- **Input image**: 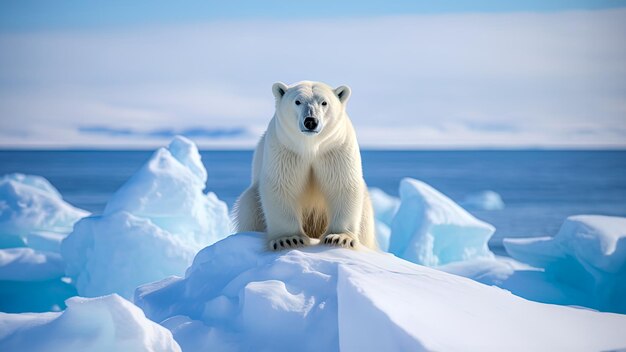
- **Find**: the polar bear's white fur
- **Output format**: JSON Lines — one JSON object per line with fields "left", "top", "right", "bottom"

{"left": 234, "top": 81, "right": 376, "bottom": 251}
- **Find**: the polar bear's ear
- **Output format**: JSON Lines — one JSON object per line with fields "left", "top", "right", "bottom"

{"left": 272, "top": 82, "right": 288, "bottom": 100}
{"left": 334, "top": 85, "right": 351, "bottom": 104}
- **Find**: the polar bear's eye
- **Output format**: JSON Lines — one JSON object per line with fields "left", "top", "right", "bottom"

{"left": 295, "top": 100, "right": 301, "bottom": 106}
{"left": 321, "top": 101, "right": 327, "bottom": 106}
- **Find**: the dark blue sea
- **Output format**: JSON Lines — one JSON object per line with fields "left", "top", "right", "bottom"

{"left": 1, "top": 150, "right": 625, "bottom": 252}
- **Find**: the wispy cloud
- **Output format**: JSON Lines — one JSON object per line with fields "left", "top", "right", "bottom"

{"left": 79, "top": 126, "right": 248, "bottom": 139}
{"left": 0, "top": 9, "right": 625, "bottom": 149}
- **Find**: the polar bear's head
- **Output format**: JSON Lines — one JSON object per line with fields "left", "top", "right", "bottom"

{"left": 272, "top": 81, "right": 351, "bottom": 138}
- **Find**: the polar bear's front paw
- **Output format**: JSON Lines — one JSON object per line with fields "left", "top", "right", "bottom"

{"left": 322, "top": 233, "right": 358, "bottom": 249}
{"left": 268, "top": 235, "right": 310, "bottom": 251}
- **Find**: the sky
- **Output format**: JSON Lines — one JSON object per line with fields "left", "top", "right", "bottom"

{"left": 1, "top": 1, "right": 625, "bottom": 149}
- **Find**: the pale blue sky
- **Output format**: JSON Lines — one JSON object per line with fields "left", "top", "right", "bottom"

{"left": 3, "top": 0, "right": 626, "bottom": 30}
{"left": 1, "top": 1, "right": 625, "bottom": 149}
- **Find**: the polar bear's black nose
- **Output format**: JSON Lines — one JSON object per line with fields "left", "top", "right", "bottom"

{"left": 304, "top": 117, "right": 319, "bottom": 131}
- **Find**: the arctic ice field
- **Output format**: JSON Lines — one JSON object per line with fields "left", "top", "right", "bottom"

{"left": 1, "top": 136, "right": 625, "bottom": 351}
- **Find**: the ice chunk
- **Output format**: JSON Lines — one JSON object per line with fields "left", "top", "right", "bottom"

{"left": 374, "top": 221, "right": 391, "bottom": 252}
{"left": 388, "top": 178, "right": 495, "bottom": 266}
{"left": 62, "top": 212, "right": 196, "bottom": 299}
{"left": 0, "top": 248, "right": 64, "bottom": 282}
{"left": 369, "top": 188, "right": 400, "bottom": 226}
{"left": 369, "top": 188, "right": 400, "bottom": 252}
{"left": 504, "top": 215, "right": 626, "bottom": 313}
{"left": 0, "top": 174, "right": 88, "bottom": 247}
{"left": 136, "top": 233, "right": 626, "bottom": 352}
{"left": 61, "top": 137, "right": 231, "bottom": 299}
{"left": 103, "top": 136, "right": 230, "bottom": 248}
{"left": 438, "top": 257, "right": 590, "bottom": 308}
{"left": 26, "top": 230, "right": 66, "bottom": 253}
{"left": 0, "top": 294, "right": 181, "bottom": 352}
{"left": 461, "top": 190, "right": 505, "bottom": 210}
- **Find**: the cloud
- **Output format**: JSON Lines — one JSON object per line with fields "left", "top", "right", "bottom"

{"left": 79, "top": 126, "right": 248, "bottom": 139}
{"left": 0, "top": 9, "right": 625, "bottom": 149}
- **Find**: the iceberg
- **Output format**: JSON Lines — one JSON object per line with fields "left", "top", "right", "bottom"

{"left": 103, "top": 136, "right": 230, "bottom": 247}
{"left": 504, "top": 215, "right": 626, "bottom": 313}
{"left": 61, "top": 136, "right": 231, "bottom": 299}
{"left": 0, "top": 174, "right": 88, "bottom": 248}
{"left": 136, "top": 233, "right": 626, "bottom": 352}
{"left": 460, "top": 190, "right": 505, "bottom": 210}
{"left": 0, "top": 294, "right": 181, "bottom": 352}
{"left": 388, "top": 178, "right": 495, "bottom": 266}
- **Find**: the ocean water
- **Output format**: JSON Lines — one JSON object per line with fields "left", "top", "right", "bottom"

{"left": 1, "top": 150, "right": 625, "bottom": 252}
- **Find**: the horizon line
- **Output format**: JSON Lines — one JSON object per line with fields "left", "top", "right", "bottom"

{"left": 1, "top": 146, "right": 625, "bottom": 152}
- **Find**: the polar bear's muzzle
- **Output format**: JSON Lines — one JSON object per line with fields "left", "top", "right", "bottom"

{"left": 301, "top": 117, "right": 321, "bottom": 134}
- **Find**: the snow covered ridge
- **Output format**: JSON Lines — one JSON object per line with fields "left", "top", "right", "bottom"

{"left": 136, "top": 232, "right": 626, "bottom": 352}
{"left": 0, "top": 294, "right": 181, "bottom": 352}
{"left": 504, "top": 215, "right": 626, "bottom": 314}
{"left": 61, "top": 136, "right": 231, "bottom": 299}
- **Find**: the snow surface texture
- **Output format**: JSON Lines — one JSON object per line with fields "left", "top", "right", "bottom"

{"left": 0, "top": 173, "right": 88, "bottom": 249}
{"left": 136, "top": 232, "right": 626, "bottom": 352}
{"left": 504, "top": 215, "right": 626, "bottom": 313}
{"left": 388, "top": 178, "right": 495, "bottom": 266}
{"left": 61, "top": 136, "right": 231, "bottom": 299}
{"left": 0, "top": 294, "right": 181, "bottom": 352}
{"left": 461, "top": 190, "right": 505, "bottom": 210}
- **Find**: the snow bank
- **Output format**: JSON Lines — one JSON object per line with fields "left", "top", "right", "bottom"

{"left": 136, "top": 233, "right": 626, "bottom": 352}
{"left": 461, "top": 190, "right": 505, "bottom": 210}
{"left": 388, "top": 178, "right": 495, "bottom": 266}
{"left": 368, "top": 188, "right": 400, "bottom": 251}
{"left": 61, "top": 136, "right": 231, "bottom": 299}
{"left": 0, "top": 174, "right": 88, "bottom": 248}
{"left": 0, "top": 294, "right": 181, "bottom": 352}
{"left": 504, "top": 215, "right": 626, "bottom": 313}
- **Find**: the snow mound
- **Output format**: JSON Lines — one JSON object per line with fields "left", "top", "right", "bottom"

{"left": 136, "top": 233, "right": 626, "bottom": 352}
{"left": 504, "top": 215, "right": 626, "bottom": 313}
{"left": 0, "top": 294, "right": 181, "bottom": 352}
{"left": 461, "top": 190, "right": 505, "bottom": 210}
{"left": 61, "top": 136, "right": 231, "bottom": 299}
{"left": 0, "top": 174, "right": 88, "bottom": 248}
{"left": 388, "top": 178, "right": 495, "bottom": 266}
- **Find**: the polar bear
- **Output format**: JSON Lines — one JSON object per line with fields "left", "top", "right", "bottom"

{"left": 234, "top": 81, "right": 376, "bottom": 251}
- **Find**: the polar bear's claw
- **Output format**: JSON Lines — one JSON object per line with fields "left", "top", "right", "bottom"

{"left": 323, "top": 234, "right": 357, "bottom": 249}
{"left": 269, "top": 235, "right": 310, "bottom": 251}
